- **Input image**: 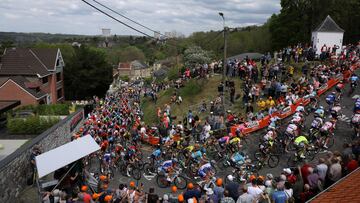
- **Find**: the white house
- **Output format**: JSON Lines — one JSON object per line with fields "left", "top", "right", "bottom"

{"left": 311, "top": 15, "right": 344, "bottom": 55}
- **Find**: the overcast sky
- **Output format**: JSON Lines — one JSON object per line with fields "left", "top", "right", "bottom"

{"left": 0, "top": 0, "right": 280, "bottom": 36}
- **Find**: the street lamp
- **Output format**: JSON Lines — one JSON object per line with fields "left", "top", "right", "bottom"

{"left": 219, "top": 12, "right": 227, "bottom": 113}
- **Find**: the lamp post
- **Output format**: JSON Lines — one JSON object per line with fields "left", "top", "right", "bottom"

{"left": 219, "top": 12, "right": 227, "bottom": 113}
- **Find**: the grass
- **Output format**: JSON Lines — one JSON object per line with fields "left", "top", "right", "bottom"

{"left": 141, "top": 75, "right": 246, "bottom": 124}
{"left": 141, "top": 61, "right": 308, "bottom": 124}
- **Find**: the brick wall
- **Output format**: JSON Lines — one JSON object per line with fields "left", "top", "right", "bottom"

{"left": 0, "top": 80, "right": 38, "bottom": 106}
{"left": 0, "top": 109, "right": 84, "bottom": 202}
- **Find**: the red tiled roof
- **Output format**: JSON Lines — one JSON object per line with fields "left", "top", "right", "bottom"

{"left": 118, "top": 63, "right": 131, "bottom": 70}
{"left": 0, "top": 48, "right": 58, "bottom": 77}
{"left": 310, "top": 168, "right": 360, "bottom": 203}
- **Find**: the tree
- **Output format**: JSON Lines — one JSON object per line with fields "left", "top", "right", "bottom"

{"left": 183, "top": 46, "right": 211, "bottom": 68}
{"left": 64, "top": 45, "right": 113, "bottom": 100}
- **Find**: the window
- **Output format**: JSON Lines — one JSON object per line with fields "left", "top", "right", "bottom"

{"left": 57, "top": 88, "right": 63, "bottom": 99}
{"left": 42, "top": 77, "right": 48, "bottom": 84}
{"left": 56, "top": 59, "right": 60, "bottom": 66}
{"left": 56, "top": 72, "right": 62, "bottom": 82}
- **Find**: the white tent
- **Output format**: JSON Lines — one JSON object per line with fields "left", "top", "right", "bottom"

{"left": 35, "top": 135, "right": 100, "bottom": 178}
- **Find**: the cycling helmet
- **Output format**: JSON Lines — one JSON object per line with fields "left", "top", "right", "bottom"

{"left": 319, "top": 106, "right": 324, "bottom": 109}
{"left": 172, "top": 158, "right": 178, "bottom": 163}
{"left": 332, "top": 91, "right": 336, "bottom": 95}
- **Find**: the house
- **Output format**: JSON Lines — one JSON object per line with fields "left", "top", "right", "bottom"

{"left": 117, "top": 60, "right": 151, "bottom": 80}
{"left": 311, "top": 15, "right": 344, "bottom": 55}
{"left": 0, "top": 47, "right": 65, "bottom": 106}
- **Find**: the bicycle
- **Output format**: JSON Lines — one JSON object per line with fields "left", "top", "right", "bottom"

{"left": 156, "top": 169, "right": 187, "bottom": 189}
{"left": 287, "top": 145, "right": 317, "bottom": 167}
{"left": 253, "top": 150, "right": 280, "bottom": 168}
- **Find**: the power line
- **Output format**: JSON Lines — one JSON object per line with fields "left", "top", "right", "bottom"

{"left": 92, "top": 0, "right": 166, "bottom": 38}
{"left": 81, "top": 0, "right": 155, "bottom": 39}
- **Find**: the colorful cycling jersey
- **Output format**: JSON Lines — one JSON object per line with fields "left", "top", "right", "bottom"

{"left": 294, "top": 136, "right": 308, "bottom": 145}
{"left": 103, "top": 153, "right": 111, "bottom": 162}
{"left": 218, "top": 136, "right": 230, "bottom": 144}
{"left": 152, "top": 149, "right": 161, "bottom": 157}
{"left": 229, "top": 137, "right": 241, "bottom": 144}
{"left": 352, "top": 114, "right": 360, "bottom": 124}
{"left": 354, "top": 100, "right": 360, "bottom": 112}
{"left": 336, "top": 83, "right": 345, "bottom": 89}
{"left": 331, "top": 106, "right": 341, "bottom": 114}
{"left": 198, "top": 163, "right": 212, "bottom": 178}
{"left": 315, "top": 109, "right": 325, "bottom": 117}
{"left": 160, "top": 160, "right": 173, "bottom": 171}
{"left": 286, "top": 124, "right": 298, "bottom": 135}
{"left": 326, "top": 94, "right": 336, "bottom": 104}
{"left": 311, "top": 118, "right": 323, "bottom": 129}
{"left": 269, "top": 116, "right": 280, "bottom": 128}
{"left": 291, "top": 116, "right": 302, "bottom": 123}
{"left": 350, "top": 75, "right": 359, "bottom": 82}
{"left": 191, "top": 150, "right": 203, "bottom": 159}
{"left": 231, "top": 152, "right": 245, "bottom": 164}
{"left": 264, "top": 130, "right": 275, "bottom": 141}
{"left": 185, "top": 145, "right": 194, "bottom": 152}
{"left": 321, "top": 121, "right": 333, "bottom": 132}
{"left": 296, "top": 106, "right": 305, "bottom": 112}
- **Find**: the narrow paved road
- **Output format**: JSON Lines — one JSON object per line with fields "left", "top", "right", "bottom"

{"left": 91, "top": 73, "right": 359, "bottom": 196}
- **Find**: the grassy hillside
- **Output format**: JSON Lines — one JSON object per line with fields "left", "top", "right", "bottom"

{"left": 141, "top": 75, "right": 246, "bottom": 124}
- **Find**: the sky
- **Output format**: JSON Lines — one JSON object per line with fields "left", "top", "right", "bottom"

{"left": 0, "top": 0, "right": 281, "bottom": 36}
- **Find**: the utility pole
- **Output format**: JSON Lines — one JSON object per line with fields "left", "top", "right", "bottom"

{"left": 219, "top": 12, "right": 227, "bottom": 113}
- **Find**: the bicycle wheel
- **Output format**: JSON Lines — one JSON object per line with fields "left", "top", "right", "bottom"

{"left": 174, "top": 175, "right": 187, "bottom": 189}
{"left": 327, "top": 137, "right": 335, "bottom": 149}
{"left": 267, "top": 155, "right": 280, "bottom": 168}
{"left": 156, "top": 175, "right": 169, "bottom": 188}
{"left": 131, "top": 168, "right": 141, "bottom": 180}
{"left": 143, "top": 163, "right": 156, "bottom": 175}
{"left": 287, "top": 154, "right": 297, "bottom": 168}
{"left": 306, "top": 150, "right": 316, "bottom": 161}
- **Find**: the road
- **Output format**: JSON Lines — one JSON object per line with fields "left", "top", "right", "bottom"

{"left": 89, "top": 75, "right": 359, "bottom": 197}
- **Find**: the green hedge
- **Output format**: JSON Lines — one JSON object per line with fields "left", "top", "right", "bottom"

{"left": 15, "top": 104, "right": 70, "bottom": 115}
{"left": 7, "top": 116, "right": 60, "bottom": 135}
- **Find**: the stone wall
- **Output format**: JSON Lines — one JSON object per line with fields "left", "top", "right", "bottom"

{"left": 0, "top": 109, "right": 84, "bottom": 202}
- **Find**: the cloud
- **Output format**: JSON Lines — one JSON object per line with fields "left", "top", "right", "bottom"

{"left": 0, "top": 0, "right": 280, "bottom": 36}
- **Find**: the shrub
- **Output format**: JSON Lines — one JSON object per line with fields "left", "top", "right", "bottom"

{"left": 36, "top": 104, "right": 70, "bottom": 115}
{"left": 7, "top": 115, "right": 60, "bottom": 135}
{"left": 180, "top": 79, "right": 202, "bottom": 98}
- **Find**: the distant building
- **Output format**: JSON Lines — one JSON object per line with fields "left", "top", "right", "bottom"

{"left": 154, "top": 31, "right": 161, "bottom": 39}
{"left": 311, "top": 15, "right": 344, "bottom": 55}
{"left": 117, "top": 60, "right": 151, "bottom": 80}
{"left": 0, "top": 48, "right": 65, "bottom": 106}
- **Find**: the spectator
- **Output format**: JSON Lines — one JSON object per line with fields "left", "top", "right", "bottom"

{"left": 271, "top": 184, "right": 287, "bottom": 203}
{"left": 221, "top": 190, "right": 235, "bottom": 203}
{"left": 316, "top": 158, "right": 328, "bottom": 183}
{"left": 214, "top": 178, "right": 225, "bottom": 203}
{"left": 327, "top": 158, "right": 342, "bottom": 186}
{"left": 307, "top": 168, "right": 320, "bottom": 192}
{"left": 247, "top": 178, "right": 263, "bottom": 200}
{"left": 225, "top": 175, "right": 241, "bottom": 201}
{"left": 300, "top": 184, "right": 314, "bottom": 203}
{"left": 168, "top": 186, "right": 178, "bottom": 203}
{"left": 146, "top": 187, "right": 159, "bottom": 203}
{"left": 183, "top": 183, "right": 201, "bottom": 201}
{"left": 345, "top": 154, "right": 358, "bottom": 173}
{"left": 236, "top": 185, "right": 254, "bottom": 203}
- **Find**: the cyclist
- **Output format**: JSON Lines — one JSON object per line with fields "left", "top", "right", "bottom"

{"left": 229, "top": 134, "right": 242, "bottom": 152}
{"left": 319, "top": 119, "right": 336, "bottom": 149}
{"left": 230, "top": 151, "right": 246, "bottom": 167}
{"left": 291, "top": 112, "right": 304, "bottom": 128}
{"left": 191, "top": 144, "right": 207, "bottom": 163}
{"left": 354, "top": 98, "right": 360, "bottom": 114}
{"left": 310, "top": 116, "right": 324, "bottom": 131}
{"left": 335, "top": 80, "right": 345, "bottom": 94}
{"left": 197, "top": 162, "right": 215, "bottom": 183}
{"left": 285, "top": 122, "right": 299, "bottom": 152}
{"left": 159, "top": 159, "right": 179, "bottom": 181}
{"left": 151, "top": 145, "right": 162, "bottom": 162}
{"left": 326, "top": 92, "right": 337, "bottom": 110}
{"left": 294, "top": 135, "right": 309, "bottom": 159}
{"left": 330, "top": 102, "right": 342, "bottom": 120}
{"left": 314, "top": 106, "right": 325, "bottom": 118}
{"left": 218, "top": 134, "right": 231, "bottom": 149}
